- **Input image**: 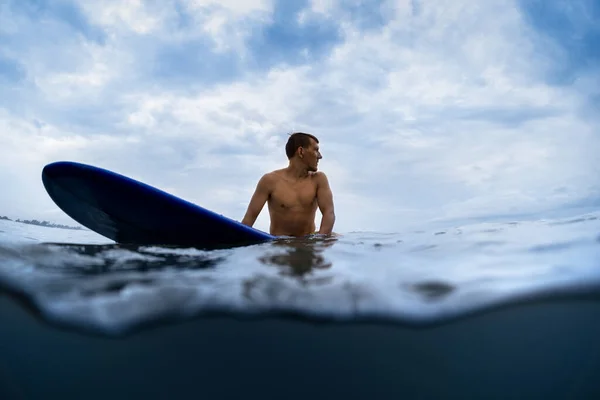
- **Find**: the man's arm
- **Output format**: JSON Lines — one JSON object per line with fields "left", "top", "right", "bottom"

{"left": 241, "top": 174, "right": 271, "bottom": 227}
{"left": 316, "top": 172, "right": 335, "bottom": 235}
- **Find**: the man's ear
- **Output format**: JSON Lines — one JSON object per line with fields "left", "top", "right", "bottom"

{"left": 298, "top": 147, "right": 304, "bottom": 158}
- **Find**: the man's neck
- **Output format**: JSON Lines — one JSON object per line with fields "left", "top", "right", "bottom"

{"left": 285, "top": 162, "right": 310, "bottom": 179}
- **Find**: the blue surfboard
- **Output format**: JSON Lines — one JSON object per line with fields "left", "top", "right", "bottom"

{"left": 41, "top": 161, "right": 276, "bottom": 248}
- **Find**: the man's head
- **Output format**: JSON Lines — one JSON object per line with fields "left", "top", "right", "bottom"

{"left": 285, "top": 132, "right": 322, "bottom": 171}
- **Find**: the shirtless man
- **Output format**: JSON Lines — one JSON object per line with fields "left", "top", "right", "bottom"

{"left": 241, "top": 132, "right": 336, "bottom": 237}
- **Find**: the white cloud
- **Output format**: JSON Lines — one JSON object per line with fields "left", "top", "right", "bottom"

{"left": 77, "top": 0, "right": 274, "bottom": 55}
{"left": 77, "top": 0, "right": 164, "bottom": 34}
{"left": 188, "top": 0, "right": 272, "bottom": 15}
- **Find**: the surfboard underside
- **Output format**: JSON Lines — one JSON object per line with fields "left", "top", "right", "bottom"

{"left": 42, "top": 161, "right": 276, "bottom": 249}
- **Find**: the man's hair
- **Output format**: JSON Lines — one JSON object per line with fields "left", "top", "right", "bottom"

{"left": 285, "top": 132, "right": 319, "bottom": 159}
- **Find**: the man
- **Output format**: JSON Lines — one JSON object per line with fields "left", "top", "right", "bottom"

{"left": 241, "top": 132, "right": 336, "bottom": 237}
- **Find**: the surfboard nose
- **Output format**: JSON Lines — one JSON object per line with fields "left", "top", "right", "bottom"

{"left": 42, "top": 161, "right": 70, "bottom": 183}
{"left": 43, "top": 161, "right": 77, "bottom": 179}
{"left": 42, "top": 162, "right": 55, "bottom": 178}
{"left": 42, "top": 161, "right": 93, "bottom": 211}
{"left": 42, "top": 161, "right": 91, "bottom": 189}
{"left": 42, "top": 162, "right": 63, "bottom": 190}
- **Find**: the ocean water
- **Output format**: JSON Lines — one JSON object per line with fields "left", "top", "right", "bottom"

{"left": 1, "top": 213, "right": 600, "bottom": 399}
{"left": 1, "top": 211, "right": 599, "bottom": 336}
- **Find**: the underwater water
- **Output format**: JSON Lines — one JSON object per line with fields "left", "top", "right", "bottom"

{"left": 1, "top": 212, "right": 600, "bottom": 398}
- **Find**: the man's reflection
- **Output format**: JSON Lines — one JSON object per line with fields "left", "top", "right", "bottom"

{"left": 258, "top": 235, "right": 337, "bottom": 280}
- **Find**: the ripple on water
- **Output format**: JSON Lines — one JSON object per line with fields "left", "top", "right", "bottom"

{"left": 0, "top": 211, "right": 599, "bottom": 336}
{"left": 529, "top": 241, "right": 578, "bottom": 253}
{"left": 473, "top": 241, "right": 506, "bottom": 248}
{"left": 549, "top": 217, "right": 588, "bottom": 226}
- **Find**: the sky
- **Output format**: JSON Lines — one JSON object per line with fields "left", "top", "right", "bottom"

{"left": 0, "top": 0, "right": 599, "bottom": 234}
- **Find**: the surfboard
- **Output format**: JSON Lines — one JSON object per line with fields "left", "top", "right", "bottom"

{"left": 41, "top": 161, "right": 276, "bottom": 249}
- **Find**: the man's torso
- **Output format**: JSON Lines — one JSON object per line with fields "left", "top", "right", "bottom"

{"left": 266, "top": 169, "right": 320, "bottom": 236}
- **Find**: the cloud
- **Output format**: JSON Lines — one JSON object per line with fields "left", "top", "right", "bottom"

{"left": 519, "top": 0, "right": 600, "bottom": 81}
{"left": 0, "top": 0, "right": 598, "bottom": 234}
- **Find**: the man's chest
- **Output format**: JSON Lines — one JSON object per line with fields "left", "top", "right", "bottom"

{"left": 270, "top": 180, "right": 317, "bottom": 209}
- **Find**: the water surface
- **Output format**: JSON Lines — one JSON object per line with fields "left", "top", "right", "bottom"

{"left": 1, "top": 211, "right": 599, "bottom": 336}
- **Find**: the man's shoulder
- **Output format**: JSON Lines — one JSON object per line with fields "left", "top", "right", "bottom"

{"left": 263, "top": 169, "right": 285, "bottom": 180}
{"left": 311, "top": 171, "right": 329, "bottom": 182}
{"left": 259, "top": 170, "right": 283, "bottom": 186}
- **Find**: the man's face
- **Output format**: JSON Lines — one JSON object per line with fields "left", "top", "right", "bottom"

{"left": 300, "top": 139, "right": 322, "bottom": 171}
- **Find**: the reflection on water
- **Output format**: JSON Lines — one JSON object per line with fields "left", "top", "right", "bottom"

{"left": 258, "top": 235, "right": 337, "bottom": 278}
{"left": 241, "top": 236, "right": 339, "bottom": 302}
